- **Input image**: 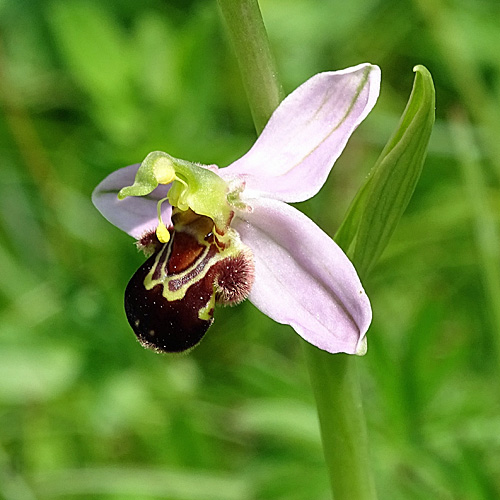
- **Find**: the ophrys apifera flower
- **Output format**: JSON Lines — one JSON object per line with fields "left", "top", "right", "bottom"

{"left": 92, "top": 63, "right": 380, "bottom": 355}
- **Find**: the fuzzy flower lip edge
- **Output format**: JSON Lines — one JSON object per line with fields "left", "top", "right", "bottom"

{"left": 92, "top": 63, "right": 380, "bottom": 355}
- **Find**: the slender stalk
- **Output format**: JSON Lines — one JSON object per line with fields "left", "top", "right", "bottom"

{"left": 217, "top": 0, "right": 284, "bottom": 133}
{"left": 217, "top": 2, "right": 377, "bottom": 498}
{"left": 304, "top": 349, "right": 377, "bottom": 499}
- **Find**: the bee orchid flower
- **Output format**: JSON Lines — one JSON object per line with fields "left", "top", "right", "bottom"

{"left": 92, "top": 63, "right": 381, "bottom": 355}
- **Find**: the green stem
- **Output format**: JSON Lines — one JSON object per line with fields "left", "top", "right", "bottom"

{"left": 304, "top": 349, "right": 377, "bottom": 499}
{"left": 217, "top": 2, "right": 377, "bottom": 498}
{"left": 217, "top": 0, "right": 284, "bottom": 133}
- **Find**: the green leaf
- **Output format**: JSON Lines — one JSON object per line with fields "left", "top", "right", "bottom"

{"left": 337, "top": 65, "right": 436, "bottom": 278}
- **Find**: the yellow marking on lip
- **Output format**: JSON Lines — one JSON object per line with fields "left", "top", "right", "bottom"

{"left": 143, "top": 220, "right": 249, "bottom": 304}
{"left": 143, "top": 233, "right": 217, "bottom": 303}
{"left": 198, "top": 293, "right": 215, "bottom": 321}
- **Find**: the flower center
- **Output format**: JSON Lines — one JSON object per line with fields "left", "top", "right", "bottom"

{"left": 119, "top": 151, "right": 255, "bottom": 353}
{"left": 118, "top": 151, "right": 239, "bottom": 243}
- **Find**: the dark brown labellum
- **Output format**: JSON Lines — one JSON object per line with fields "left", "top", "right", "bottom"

{"left": 125, "top": 229, "right": 216, "bottom": 353}
{"left": 125, "top": 213, "right": 254, "bottom": 354}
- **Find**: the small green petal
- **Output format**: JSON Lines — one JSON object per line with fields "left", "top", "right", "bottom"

{"left": 118, "top": 151, "right": 234, "bottom": 233}
{"left": 117, "top": 151, "right": 170, "bottom": 199}
{"left": 166, "top": 157, "right": 233, "bottom": 232}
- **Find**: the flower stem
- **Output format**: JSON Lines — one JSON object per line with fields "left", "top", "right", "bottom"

{"left": 217, "top": 0, "right": 284, "bottom": 133}
{"left": 217, "top": 1, "right": 377, "bottom": 498}
{"left": 304, "top": 348, "right": 377, "bottom": 499}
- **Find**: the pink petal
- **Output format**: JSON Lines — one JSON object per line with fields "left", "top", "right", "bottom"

{"left": 220, "top": 64, "right": 380, "bottom": 203}
{"left": 92, "top": 164, "right": 172, "bottom": 239}
{"left": 233, "top": 197, "right": 371, "bottom": 354}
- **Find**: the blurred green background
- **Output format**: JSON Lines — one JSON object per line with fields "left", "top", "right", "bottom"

{"left": 1, "top": 0, "right": 499, "bottom": 498}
